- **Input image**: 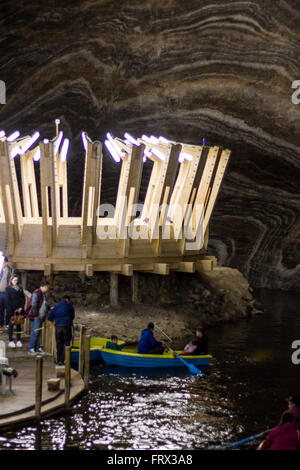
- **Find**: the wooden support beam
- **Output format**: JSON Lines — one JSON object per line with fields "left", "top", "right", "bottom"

{"left": 196, "top": 259, "right": 213, "bottom": 272}
{"left": 44, "top": 263, "right": 52, "bottom": 277}
{"left": 120, "top": 264, "right": 133, "bottom": 276}
{"left": 20, "top": 148, "right": 39, "bottom": 218}
{"left": 0, "top": 140, "right": 23, "bottom": 252}
{"left": 170, "top": 262, "right": 195, "bottom": 273}
{"left": 81, "top": 140, "right": 103, "bottom": 256}
{"left": 110, "top": 272, "right": 119, "bottom": 307}
{"left": 203, "top": 149, "right": 231, "bottom": 233}
{"left": 85, "top": 264, "right": 94, "bottom": 277}
{"left": 131, "top": 272, "right": 139, "bottom": 303}
{"left": 185, "top": 146, "right": 219, "bottom": 253}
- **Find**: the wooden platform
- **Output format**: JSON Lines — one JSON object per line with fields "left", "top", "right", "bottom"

{"left": 0, "top": 337, "right": 85, "bottom": 429}
{"left": 0, "top": 130, "right": 230, "bottom": 276}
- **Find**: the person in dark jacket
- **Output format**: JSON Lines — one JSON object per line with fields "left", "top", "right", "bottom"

{"left": 180, "top": 328, "right": 208, "bottom": 356}
{"left": 138, "top": 322, "right": 164, "bottom": 354}
{"left": 5, "top": 274, "right": 25, "bottom": 348}
{"left": 26, "top": 281, "right": 50, "bottom": 355}
{"left": 0, "top": 257, "right": 15, "bottom": 329}
{"left": 47, "top": 296, "right": 75, "bottom": 365}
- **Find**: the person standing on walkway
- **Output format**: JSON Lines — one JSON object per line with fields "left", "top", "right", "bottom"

{"left": 5, "top": 274, "right": 25, "bottom": 348}
{"left": 0, "top": 257, "right": 15, "bottom": 330}
{"left": 26, "top": 281, "right": 50, "bottom": 355}
{"left": 47, "top": 296, "right": 75, "bottom": 365}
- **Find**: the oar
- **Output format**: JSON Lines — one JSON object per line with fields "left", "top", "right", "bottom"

{"left": 218, "top": 429, "right": 271, "bottom": 448}
{"left": 156, "top": 327, "right": 202, "bottom": 376}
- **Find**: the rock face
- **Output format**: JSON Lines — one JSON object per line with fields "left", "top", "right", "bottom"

{"left": 1, "top": 1, "right": 300, "bottom": 291}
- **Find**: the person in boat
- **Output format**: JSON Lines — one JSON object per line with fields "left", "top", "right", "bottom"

{"left": 284, "top": 395, "right": 300, "bottom": 430}
{"left": 180, "top": 327, "right": 208, "bottom": 356}
{"left": 259, "top": 412, "right": 300, "bottom": 450}
{"left": 47, "top": 295, "right": 75, "bottom": 365}
{"left": 105, "top": 335, "right": 125, "bottom": 351}
{"left": 138, "top": 322, "right": 164, "bottom": 355}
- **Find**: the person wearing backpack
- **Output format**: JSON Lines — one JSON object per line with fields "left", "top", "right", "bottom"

{"left": 26, "top": 281, "right": 50, "bottom": 355}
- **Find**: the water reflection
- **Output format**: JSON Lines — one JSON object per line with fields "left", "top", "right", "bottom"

{"left": 0, "top": 289, "right": 299, "bottom": 450}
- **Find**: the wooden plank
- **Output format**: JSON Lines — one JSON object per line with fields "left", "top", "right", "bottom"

{"left": 81, "top": 140, "right": 103, "bottom": 255}
{"left": 170, "top": 262, "right": 195, "bottom": 273}
{"left": 196, "top": 259, "right": 213, "bottom": 272}
{"left": 203, "top": 149, "right": 231, "bottom": 233}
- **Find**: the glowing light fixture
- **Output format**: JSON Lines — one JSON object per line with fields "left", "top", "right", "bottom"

{"left": 54, "top": 131, "right": 63, "bottom": 156}
{"left": 0, "top": 251, "right": 5, "bottom": 272}
{"left": 0, "top": 130, "right": 5, "bottom": 139}
{"left": 178, "top": 152, "right": 193, "bottom": 163}
{"left": 60, "top": 138, "right": 69, "bottom": 162}
{"left": 149, "top": 135, "right": 159, "bottom": 144}
{"left": 159, "top": 136, "right": 169, "bottom": 144}
{"left": 43, "top": 139, "right": 49, "bottom": 144}
{"left": 10, "top": 146, "right": 21, "bottom": 158}
{"left": 7, "top": 131, "right": 20, "bottom": 142}
{"left": 151, "top": 147, "right": 166, "bottom": 162}
{"left": 81, "top": 132, "right": 88, "bottom": 152}
{"left": 124, "top": 133, "right": 140, "bottom": 146}
{"left": 104, "top": 140, "right": 121, "bottom": 163}
{"left": 106, "top": 133, "right": 126, "bottom": 158}
{"left": 33, "top": 148, "right": 41, "bottom": 161}
{"left": 19, "top": 132, "right": 40, "bottom": 155}
{"left": 141, "top": 134, "right": 152, "bottom": 144}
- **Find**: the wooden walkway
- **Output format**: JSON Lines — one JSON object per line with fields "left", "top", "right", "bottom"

{"left": 0, "top": 336, "right": 85, "bottom": 429}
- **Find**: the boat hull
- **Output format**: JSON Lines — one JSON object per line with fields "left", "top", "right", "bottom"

{"left": 100, "top": 349, "right": 212, "bottom": 369}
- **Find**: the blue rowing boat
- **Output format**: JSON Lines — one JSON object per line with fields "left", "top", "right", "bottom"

{"left": 100, "top": 348, "right": 212, "bottom": 369}
{"left": 71, "top": 337, "right": 125, "bottom": 366}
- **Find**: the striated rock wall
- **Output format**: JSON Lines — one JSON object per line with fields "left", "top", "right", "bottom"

{"left": 1, "top": 1, "right": 300, "bottom": 290}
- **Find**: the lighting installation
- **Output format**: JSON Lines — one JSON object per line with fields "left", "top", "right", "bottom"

{"left": 60, "top": 139, "right": 69, "bottom": 162}
{"left": 178, "top": 152, "right": 193, "bottom": 163}
{"left": 124, "top": 133, "right": 140, "bottom": 146}
{"left": 7, "top": 131, "right": 20, "bottom": 142}
{"left": 33, "top": 148, "right": 41, "bottom": 161}
{"left": 0, "top": 130, "right": 5, "bottom": 139}
{"left": 104, "top": 139, "right": 121, "bottom": 163}
{"left": 10, "top": 146, "right": 21, "bottom": 158}
{"left": 19, "top": 132, "right": 40, "bottom": 155}
{"left": 106, "top": 133, "right": 126, "bottom": 158}
{"left": 158, "top": 136, "right": 169, "bottom": 144}
{"left": 54, "top": 131, "right": 63, "bottom": 156}
{"left": 0, "top": 251, "right": 5, "bottom": 272}
{"left": 151, "top": 147, "right": 166, "bottom": 162}
{"left": 81, "top": 132, "right": 88, "bottom": 152}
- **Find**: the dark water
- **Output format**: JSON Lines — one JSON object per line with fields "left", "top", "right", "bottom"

{"left": 0, "top": 288, "right": 299, "bottom": 450}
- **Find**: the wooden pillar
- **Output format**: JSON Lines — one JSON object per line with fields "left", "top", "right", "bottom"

{"left": 64, "top": 345, "right": 71, "bottom": 408}
{"left": 84, "top": 335, "right": 90, "bottom": 390}
{"left": 78, "top": 325, "right": 86, "bottom": 377}
{"left": 131, "top": 272, "right": 139, "bottom": 303}
{"left": 110, "top": 273, "right": 119, "bottom": 307}
{"left": 35, "top": 355, "right": 43, "bottom": 420}
{"left": 81, "top": 139, "right": 103, "bottom": 257}
{"left": 0, "top": 140, "right": 23, "bottom": 254}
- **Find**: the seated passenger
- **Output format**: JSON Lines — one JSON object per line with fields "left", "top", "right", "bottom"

{"left": 138, "top": 322, "right": 164, "bottom": 355}
{"left": 180, "top": 328, "right": 208, "bottom": 355}
{"left": 105, "top": 335, "right": 124, "bottom": 351}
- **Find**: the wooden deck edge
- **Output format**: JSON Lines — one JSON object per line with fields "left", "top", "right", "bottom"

{"left": 0, "top": 371, "right": 85, "bottom": 430}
